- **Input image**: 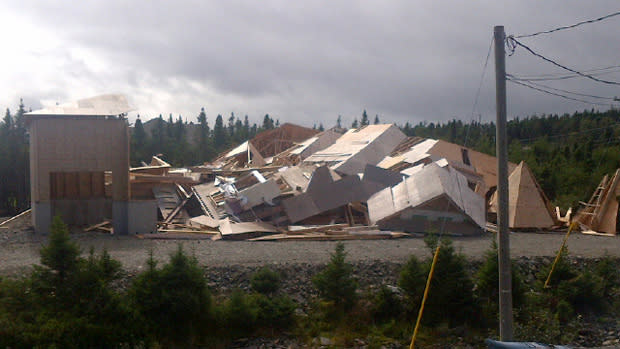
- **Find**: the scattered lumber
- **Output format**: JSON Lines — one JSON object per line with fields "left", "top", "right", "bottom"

{"left": 85, "top": 220, "right": 111, "bottom": 232}
{"left": 0, "top": 209, "right": 31, "bottom": 227}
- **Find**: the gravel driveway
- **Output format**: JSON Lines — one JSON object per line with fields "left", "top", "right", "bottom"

{"left": 2, "top": 228, "right": 619, "bottom": 276}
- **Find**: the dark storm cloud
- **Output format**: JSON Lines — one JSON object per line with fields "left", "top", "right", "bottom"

{"left": 3, "top": 0, "right": 620, "bottom": 126}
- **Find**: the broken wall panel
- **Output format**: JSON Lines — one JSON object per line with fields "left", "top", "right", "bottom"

{"left": 368, "top": 163, "right": 485, "bottom": 235}
{"left": 282, "top": 165, "right": 391, "bottom": 223}
{"left": 237, "top": 179, "right": 281, "bottom": 210}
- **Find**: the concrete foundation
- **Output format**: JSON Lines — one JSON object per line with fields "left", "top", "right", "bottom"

{"left": 32, "top": 201, "right": 52, "bottom": 234}
{"left": 128, "top": 200, "right": 158, "bottom": 234}
{"left": 112, "top": 201, "right": 129, "bottom": 234}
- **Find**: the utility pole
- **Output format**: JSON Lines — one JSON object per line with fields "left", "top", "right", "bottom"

{"left": 494, "top": 25, "right": 513, "bottom": 341}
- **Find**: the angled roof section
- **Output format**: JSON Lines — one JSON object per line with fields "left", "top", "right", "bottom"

{"left": 490, "top": 161, "right": 556, "bottom": 229}
{"left": 250, "top": 123, "right": 319, "bottom": 158}
{"left": 272, "top": 127, "right": 346, "bottom": 166}
{"left": 427, "top": 139, "right": 516, "bottom": 192}
{"left": 378, "top": 138, "right": 517, "bottom": 195}
{"left": 303, "top": 124, "right": 406, "bottom": 175}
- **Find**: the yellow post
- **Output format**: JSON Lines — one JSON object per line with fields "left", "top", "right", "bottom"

{"left": 544, "top": 222, "right": 577, "bottom": 288}
{"left": 409, "top": 244, "right": 441, "bottom": 349}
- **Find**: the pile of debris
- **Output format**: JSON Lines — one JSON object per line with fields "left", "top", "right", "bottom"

{"left": 574, "top": 169, "right": 620, "bottom": 236}
{"left": 129, "top": 123, "right": 567, "bottom": 241}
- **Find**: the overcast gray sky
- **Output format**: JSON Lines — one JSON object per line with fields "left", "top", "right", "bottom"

{"left": 1, "top": 1, "right": 619, "bottom": 127}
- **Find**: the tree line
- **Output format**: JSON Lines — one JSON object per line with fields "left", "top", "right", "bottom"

{"left": 1, "top": 99, "right": 619, "bottom": 215}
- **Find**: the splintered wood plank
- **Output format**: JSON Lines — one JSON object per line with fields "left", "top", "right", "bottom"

{"left": 286, "top": 224, "right": 348, "bottom": 234}
{"left": 84, "top": 220, "right": 111, "bottom": 232}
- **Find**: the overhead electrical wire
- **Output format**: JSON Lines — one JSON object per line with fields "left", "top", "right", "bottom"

{"left": 506, "top": 74, "right": 618, "bottom": 100}
{"left": 507, "top": 78, "right": 615, "bottom": 107}
{"left": 506, "top": 37, "right": 620, "bottom": 86}
{"left": 509, "top": 65, "right": 620, "bottom": 81}
{"left": 515, "top": 11, "right": 620, "bottom": 38}
{"left": 463, "top": 35, "right": 494, "bottom": 148}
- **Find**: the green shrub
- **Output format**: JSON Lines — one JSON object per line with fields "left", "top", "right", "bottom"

{"left": 398, "top": 255, "right": 425, "bottom": 317}
{"left": 556, "top": 270, "right": 604, "bottom": 315}
{"left": 536, "top": 246, "right": 607, "bottom": 325}
{"left": 419, "top": 235, "right": 478, "bottom": 327}
{"left": 0, "top": 216, "right": 135, "bottom": 348}
{"left": 221, "top": 289, "right": 259, "bottom": 337}
{"left": 129, "top": 245, "right": 211, "bottom": 347}
{"left": 372, "top": 285, "right": 404, "bottom": 323}
{"left": 476, "top": 238, "right": 526, "bottom": 327}
{"left": 594, "top": 255, "right": 619, "bottom": 298}
{"left": 251, "top": 267, "right": 281, "bottom": 295}
{"left": 536, "top": 246, "right": 576, "bottom": 288}
{"left": 252, "top": 293, "right": 297, "bottom": 330}
{"left": 312, "top": 242, "right": 358, "bottom": 314}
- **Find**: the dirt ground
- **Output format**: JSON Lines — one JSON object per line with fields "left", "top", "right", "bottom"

{"left": 1, "top": 213, "right": 619, "bottom": 276}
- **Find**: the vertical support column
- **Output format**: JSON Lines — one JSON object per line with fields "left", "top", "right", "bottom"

{"left": 494, "top": 25, "right": 513, "bottom": 341}
{"left": 112, "top": 119, "right": 130, "bottom": 234}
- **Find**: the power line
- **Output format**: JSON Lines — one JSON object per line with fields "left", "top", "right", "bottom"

{"left": 515, "top": 11, "right": 620, "bottom": 38}
{"left": 464, "top": 35, "right": 494, "bottom": 148}
{"left": 507, "top": 78, "right": 616, "bottom": 106}
{"left": 506, "top": 74, "right": 618, "bottom": 100}
{"left": 507, "top": 70, "right": 620, "bottom": 82}
{"left": 518, "top": 65, "right": 620, "bottom": 77}
{"left": 509, "top": 65, "right": 620, "bottom": 81}
{"left": 506, "top": 37, "right": 620, "bottom": 86}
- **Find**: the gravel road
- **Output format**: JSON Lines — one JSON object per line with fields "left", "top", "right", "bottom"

{"left": 2, "top": 225, "right": 619, "bottom": 276}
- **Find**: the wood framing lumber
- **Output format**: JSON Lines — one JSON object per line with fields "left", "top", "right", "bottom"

{"left": 0, "top": 209, "right": 32, "bottom": 227}
{"left": 84, "top": 220, "right": 111, "bottom": 232}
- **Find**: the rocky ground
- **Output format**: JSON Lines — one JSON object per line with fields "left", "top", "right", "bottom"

{"left": 3, "top": 213, "right": 620, "bottom": 276}
{"left": 2, "top": 213, "right": 620, "bottom": 347}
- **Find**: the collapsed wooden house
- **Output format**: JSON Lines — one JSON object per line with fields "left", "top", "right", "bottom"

{"left": 132, "top": 123, "right": 566, "bottom": 240}
{"left": 22, "top": 104, "right": 560, "bottom": 240}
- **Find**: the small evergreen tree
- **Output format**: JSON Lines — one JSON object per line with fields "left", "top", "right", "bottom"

{"left": 361, "top": 109, "right": 369, "bottom": 126}
{"left": 398, "top": 255, "right": 426, "bottom": 317}
{"left": 420, "top": 235, "right": 478, "bottom": 327}
{"left": 130, "top": 245, "right": 211, "bottom": 346}
{"left": 251, "top": 267, "right": 281, "bottom": 295}
{"left": 312, "top": 243, "right": 357, "bottom": 312}
{"left": 476, "top": 238, "right": 525, "bottom": 328}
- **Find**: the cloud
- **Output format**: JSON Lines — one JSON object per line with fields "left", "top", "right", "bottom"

{"left": 1, "top": 0, "right": 619, "bottom": 127}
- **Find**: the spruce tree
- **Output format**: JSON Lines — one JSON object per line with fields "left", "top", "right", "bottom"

{"left": 361, "top": 109, "right": 369, "bottom": 126}
{"left": 214, "top": 114, "right": 227, "bottom": 150}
